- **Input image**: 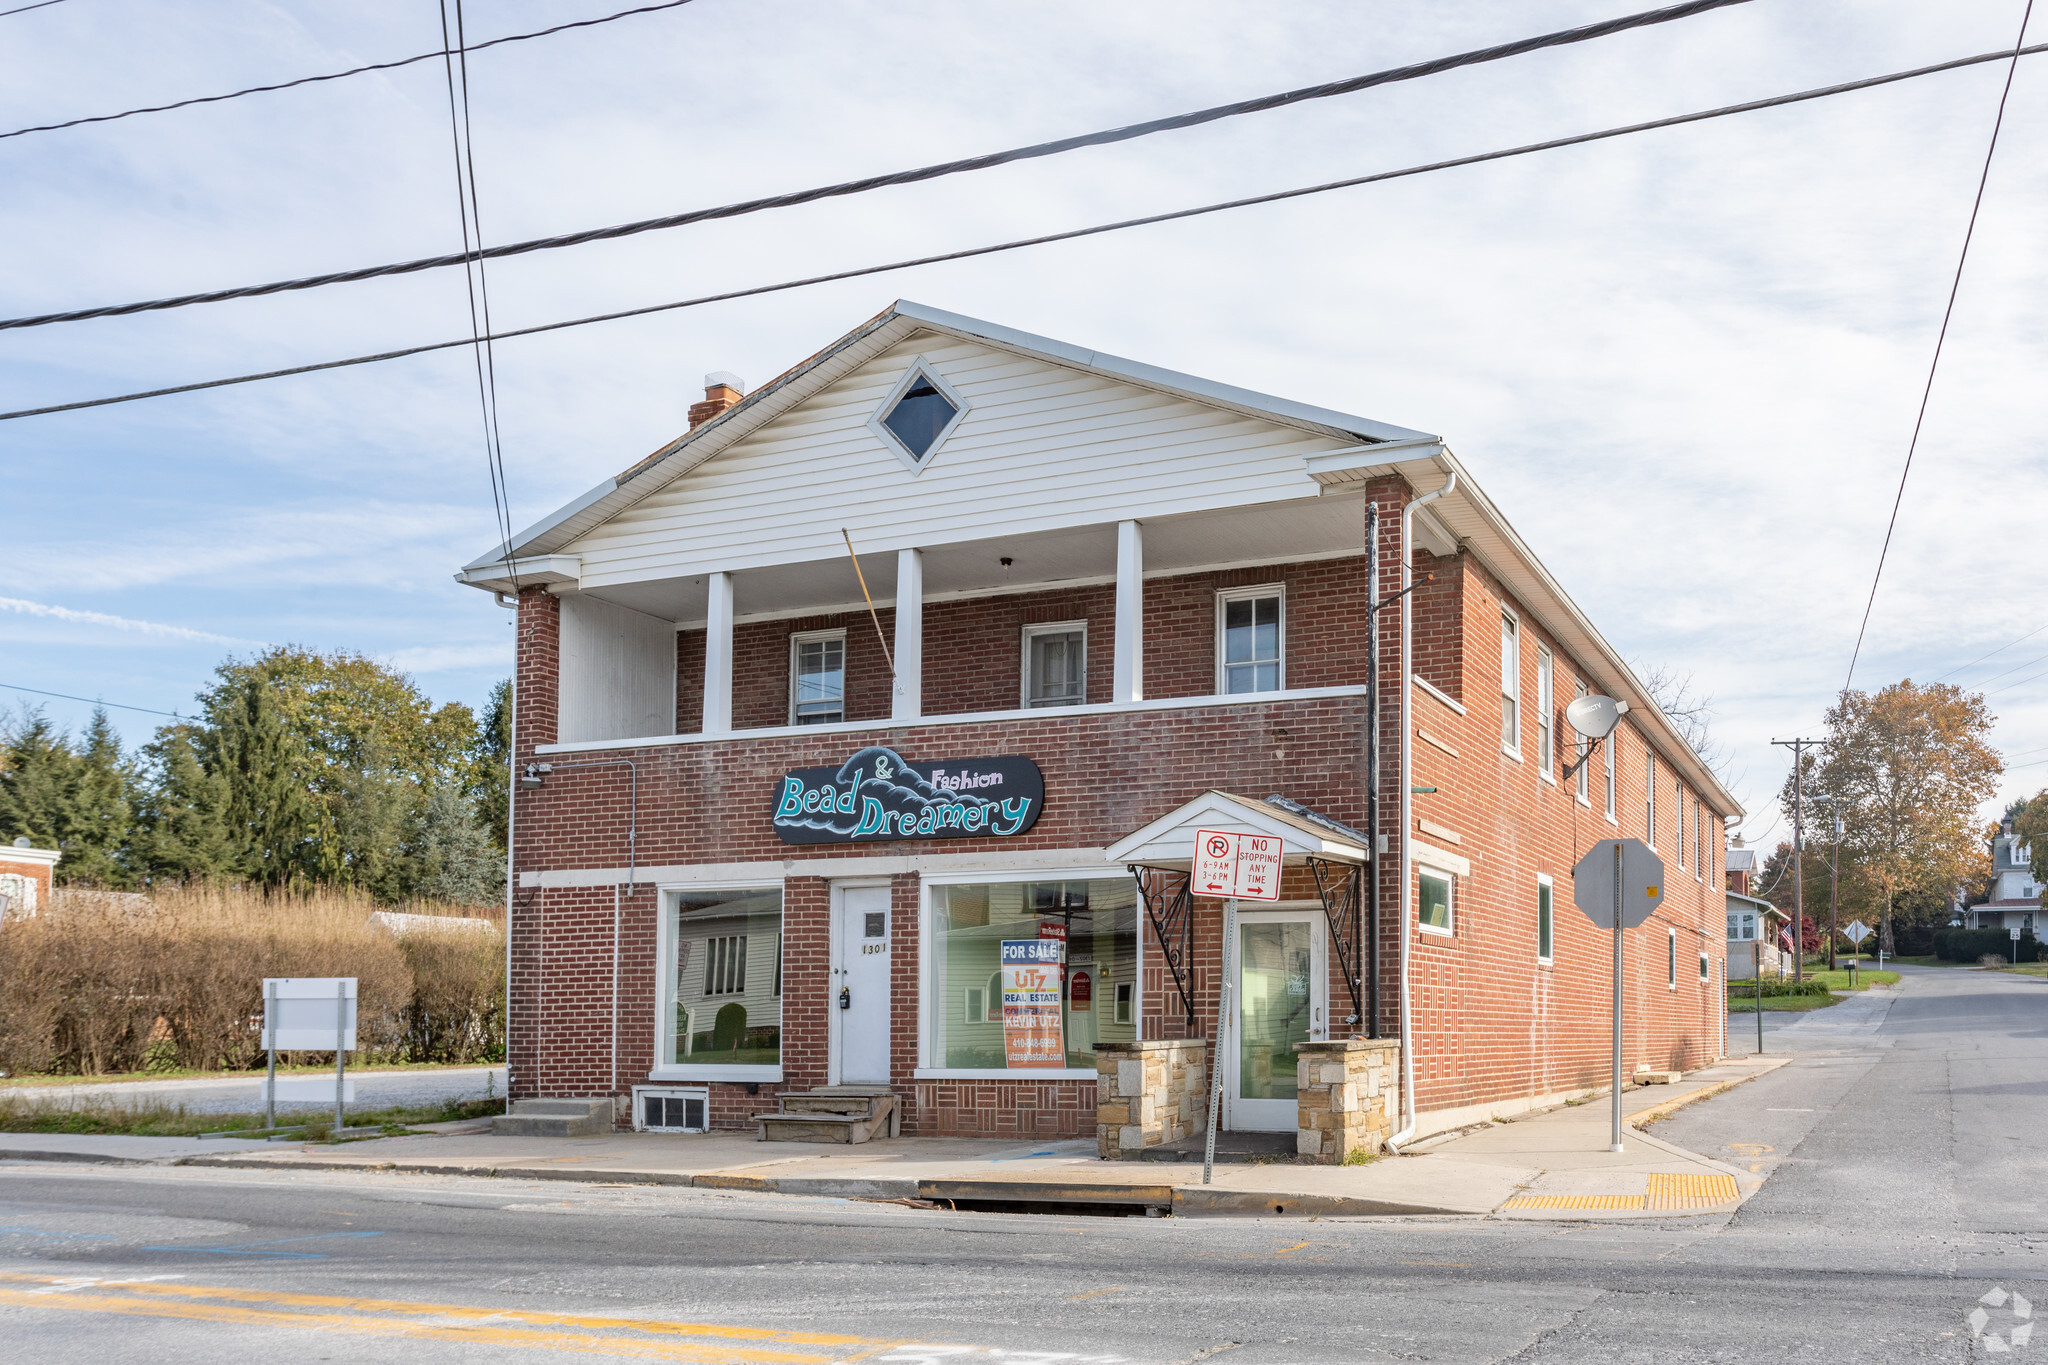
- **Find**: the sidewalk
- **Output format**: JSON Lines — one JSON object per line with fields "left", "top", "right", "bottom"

{"left": 1, "top": 1055, "right": 1786, "bottom": 1220}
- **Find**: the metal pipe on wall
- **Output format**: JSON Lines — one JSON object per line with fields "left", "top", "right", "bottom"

{"left": 1386, "top": 465, "right": 1455, "bottom": 1154}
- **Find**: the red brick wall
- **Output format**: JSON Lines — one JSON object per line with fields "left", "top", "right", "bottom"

{"left": 0, "top": 856, "right": 54, "bottom": 916}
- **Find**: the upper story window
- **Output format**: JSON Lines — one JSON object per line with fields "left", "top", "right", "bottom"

{"left": 1574, "top": 681, "right": 1592, "bottom": 804}
{"left": 868, "top": 360, "right": 969, "bottom": 471}
{"left": 1645, "top": 751, "right": 1658, "bottom": 847}
{"left": 1676, "top": 785, "right": 1687, "bottom": 868}
{"left": 790, "top": 630, "right": 845, "bottom": 725}
{"left": 1217, "top": 586, "right": 1283, "bottom": 694}
{"left": 1728, "top": 910, "right": 1756, "bottom": 940}
{"left": 1022, "top": 623, "right": 1086, "bottom": 708}
{"left": 1604, "top": 726, "right": 1617, "bottom": 819}
{"left": 1536, "top": 644, "right": 1554, "bottom": 778}
{"left": 1500, "top": 611, "right": 1521, "bottom": 754}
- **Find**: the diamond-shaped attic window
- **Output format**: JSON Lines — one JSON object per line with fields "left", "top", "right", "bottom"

{"left": 881, "top": 375, "right": 957, "bottom": 463}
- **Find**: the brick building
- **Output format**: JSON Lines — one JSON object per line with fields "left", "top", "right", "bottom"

{"left": 0, "top": 839, "right": 59, "bottom": 921}
{"left": 460, "top": 301, "right": 1738, "bottom": 1147}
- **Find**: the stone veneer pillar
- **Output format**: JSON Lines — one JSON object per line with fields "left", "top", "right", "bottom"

{"left": 1294, "top": 1038, "right": 1401, "bottom": 1163}
{"left": 1093, "top": 1039, "right": 1206, "bottom": 1159}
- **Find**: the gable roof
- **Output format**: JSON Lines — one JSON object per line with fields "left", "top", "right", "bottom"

{"left": 1105, "top": 790, "right": 1369, "bottom": 867}
{"left": 461, "top": 300, "right": 1435, "bottom": 575}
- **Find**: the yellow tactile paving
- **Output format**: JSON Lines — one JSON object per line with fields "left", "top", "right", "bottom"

{"left": 1645, "top": 1172, "right": 1738, "bottom": 1209}
{"left": 1499, "top": 1194, "right": 1646, "bottom": 1210}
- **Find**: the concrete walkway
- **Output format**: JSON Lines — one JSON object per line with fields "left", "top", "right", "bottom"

{"left": 2, "top": 1056, "right": 1785, "bottom": 1220}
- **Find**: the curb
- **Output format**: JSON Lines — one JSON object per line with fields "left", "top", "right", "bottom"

{"left": 1628, "top": 1057, "right": 1792, "bottom": 1131}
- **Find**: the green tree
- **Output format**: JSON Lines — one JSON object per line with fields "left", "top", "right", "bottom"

{"left": 406, "top": 781, "right": 503, "bottom": 906}
{"left": 131, "top": 725, "right": 238, "bottom": 883}
{"left": 2011, "top": 793, "right": 2048, "bottom": 900}
{"left": 1789, "top": 679, "right": 2002, "bottom": 954}
{"left": 471, "top": 678, "right": 511, "bottom": 855}
{"left": 0, "top": 706, "right": 137, "bottom": 887}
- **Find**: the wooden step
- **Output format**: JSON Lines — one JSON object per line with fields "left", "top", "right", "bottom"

{"left": 758, "top": 1091, "right": 896, "bottom": 1143}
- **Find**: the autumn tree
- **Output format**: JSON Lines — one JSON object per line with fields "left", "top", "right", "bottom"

{"left": 1786, "top": 679, "right": 2001, "bottom": 954}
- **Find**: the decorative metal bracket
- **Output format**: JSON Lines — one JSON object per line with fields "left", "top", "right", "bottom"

{"left": 1307, "top": 856, "right": 1367, "bottom": 1030}
{"left": 1129, "top": 864, "right": 1197, "bottom": 1032}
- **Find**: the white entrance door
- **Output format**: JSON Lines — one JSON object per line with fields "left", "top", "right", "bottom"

{"left": 1225, "top": 910, "right": 1326, "bottom": 1131}
{"left": 834, "top": 884, "right": 892, "bottom": 1085}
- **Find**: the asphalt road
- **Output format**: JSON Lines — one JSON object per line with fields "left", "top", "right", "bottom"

{"left": 0, "top": 1065, "right": 505, "bottom": 1116}
{"left": 1, "top": 967, "right": 2041, "bottom": 1363}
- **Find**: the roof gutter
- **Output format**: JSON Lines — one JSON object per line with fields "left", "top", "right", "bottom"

{"left": 1386, "top": 463, "right": 1455, "bottom": 1155}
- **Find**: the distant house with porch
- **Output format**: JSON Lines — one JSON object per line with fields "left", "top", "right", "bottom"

{"left": 1963, "top": 818, "right": 2040, "bottom": 933}
{"left": 1725, "top": 891, "right": 1789, "bottom": 979}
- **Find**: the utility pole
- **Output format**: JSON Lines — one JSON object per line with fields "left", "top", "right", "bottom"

{"left": 1771, "top": 738, "right": 1823, "bottom": 983}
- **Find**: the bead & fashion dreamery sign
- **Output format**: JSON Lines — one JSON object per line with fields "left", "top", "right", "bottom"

{"left": 771, "top": 745, "right": 1045, "bottom": 845}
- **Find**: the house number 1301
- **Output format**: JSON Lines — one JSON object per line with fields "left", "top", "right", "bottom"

{"left": 862, "top": 943, "right": 886, "bottom": 955}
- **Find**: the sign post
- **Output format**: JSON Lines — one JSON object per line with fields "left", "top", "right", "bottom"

{"left": 260, "top": 978, "right": 357, "bottom": 1136}
{"left": 1842, "top": 919, "right": 1870, "bottom": 982}
{"left": 1189, "top": 828, "right": 1281, "bottom": 1186}
{"left": 1571, "top": 839, "right": 1664, "bottom": 1153}
{"left": 2013, "top": 926, "right": 2024, "bottom": 964}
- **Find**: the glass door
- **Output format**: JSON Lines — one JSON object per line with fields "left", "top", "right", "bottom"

{"left": 1225, "top": 911, "right": 1325, "bottom": 1131}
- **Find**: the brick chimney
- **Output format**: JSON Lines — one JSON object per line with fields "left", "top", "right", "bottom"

{"left": 688, "top": 371, "right": 746, "bottom": 430}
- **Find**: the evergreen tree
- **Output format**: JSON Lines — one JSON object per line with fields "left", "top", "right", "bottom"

{"left": 0, "top": 708, "right": 74, "bottom": 849}
{"left": 408, "top": 781, "right": 503, "bottom": 906}
{"left": 472, "top": 679, "right": 511, "bottom": 854}
{"left": 133, "top": 725, "right": 238, "bottom": 883}
{"left": 64, "top": 710, "right": 137, "bottom": 888}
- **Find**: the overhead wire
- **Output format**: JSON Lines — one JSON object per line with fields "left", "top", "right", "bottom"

{"left": 1931, "top": 623, "right": 2048, "bottom": 683}
{"left": 436, "top": 0, "right": 518, "bottom": 595}
{"left": 0, "top": 0, "right": 699, "bottom": 141}
{"left": 5, "top": 39, "right": 2047, "bottom": 425}
{"left": 0, "top": 0, "right": 1758, "bottom": 330}
{"left": 1840, "top": 0, "right": 2034, "bottom": 699}
{"left": 0, "top": 0, "right": 71, "bottom": 17}
{"left": 0, "top": 687, "right": 188, "bottom": 720}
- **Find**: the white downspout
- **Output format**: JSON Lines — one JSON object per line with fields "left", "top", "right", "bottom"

{"left": 1386, "top": 465, "right": 1455, "bottom": 1154}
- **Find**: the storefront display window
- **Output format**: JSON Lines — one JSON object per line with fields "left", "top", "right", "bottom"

{"left": 931, "top": 877, "right": 1139, "bottom": 1071}
{"left": 662, "top": 887, "right": 782, "bottom": 1071}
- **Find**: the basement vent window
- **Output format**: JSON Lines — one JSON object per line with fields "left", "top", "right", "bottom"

{"left": 635, "top": 1085, "right": 709, "bottom": 1133}
{"left": 869, "top": 360, "right": 968, "bottom": 471}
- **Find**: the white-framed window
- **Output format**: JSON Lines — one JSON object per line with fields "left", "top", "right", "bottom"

{"left": 1728, "top": 910, "right": 1756, "bottom": 940}
{"left": 1574, "top": 681, "right": 1591, "bottom": 805}
{"left": 921, "top": 871, "right": 1140, "bottom": 1077}
{"left": 1645, "top": 752, "right": 1657, "bottom": 848}
{"left": 1604, "top": 728, "right": 1617, "bottom": 821}
{"left": 1536, "top": 645, "right": 1554, "bottom": 780}
{"left": 1418, "top": 868, "right": 1454, "bottom": 936}
{"left": 657, "top": 884, "right": 784, "bottom": 1081}
{"left": 1217, "top": 585, "right": 1284, "bottom": 694}
{"left": 1537, "top": 874, "right": 1554, "bottom": 963}
{"left": 790, "top": 629, "right": 846, "bottom": 725}
{"left": 1500, "top": 610, "right": 1521, "bottom": 756}
{"left": 1694, "top": 796, "right": 1704, "bottom": 879}
{"left": 633, "top": 1085, "right": 709, "bottom": 1133}
{"left": 1021, "top": 621, "right": 1087, "bottom": 708}
{"left": 1676, "top": 785, "right": 1687, "bottom": 869}
{"left": 1667, "top": 927, "right": 1678, "bottom": 989}
{"left": 1700, "top": 950, "right": 1711, "bottom": 983}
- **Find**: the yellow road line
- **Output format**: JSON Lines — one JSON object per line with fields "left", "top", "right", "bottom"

{"left": 0, "top": 1272, "right": 875, "bottom": 1347}
{"left": 0, "top": 1288, "right": 836, "bottom": 1362}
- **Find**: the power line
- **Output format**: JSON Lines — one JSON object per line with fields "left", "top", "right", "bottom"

{"left": 0, "top": 681, "right": 187, "bottom": 718}
{"left": 1932, "top": 622, "right": 2048, "bottom": 682}
{"left": 0, "top": 0, "right": 72, "bottom": 17}
{"left": 437, "top": 0, "right": 520, "bottom": 597}
{"left": 0, "top": 0, "right": 699, "bottom": 142}
{"left": 1841, "top": 0, "right": 2034, "bottom": 699}
{"left": 0, "top": 0, "right": 1757, "bottom": 330}
{"left": 6, "top": 40, "right": 2046, "bottom": 425}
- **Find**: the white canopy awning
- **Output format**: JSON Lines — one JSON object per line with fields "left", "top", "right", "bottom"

{"left": 1104, "top": 790, "right": 1368, "bottom": 869}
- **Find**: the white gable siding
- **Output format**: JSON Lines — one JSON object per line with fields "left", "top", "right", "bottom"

{"left": 564, "top": 335, "right": 1354, "bottom": 590}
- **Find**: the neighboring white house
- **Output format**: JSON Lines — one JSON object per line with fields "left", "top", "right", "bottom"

{"left": 1965, "top": 819, "right": 2040, "bottom": 933}
{"left": 1726, "top": 891, "right": 1790, "bottom": 980}
{"left": 0, "top": 838, "right": 60, "bottom": 922}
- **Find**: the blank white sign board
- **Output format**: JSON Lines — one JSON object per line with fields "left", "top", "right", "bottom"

{"left": 262, "top": 977, "right": 358, "bottom": 1052}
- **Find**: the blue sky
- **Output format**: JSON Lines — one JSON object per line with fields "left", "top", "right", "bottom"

{"left": 2, "top": 0, "right": 2044, "bottom": 833}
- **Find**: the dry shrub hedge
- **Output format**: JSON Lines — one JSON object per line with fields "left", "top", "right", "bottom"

{"left": 0, "top": 885, "right": 502, "bottom": 1076}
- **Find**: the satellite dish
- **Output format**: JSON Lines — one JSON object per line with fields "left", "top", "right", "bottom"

{"left": 1566, "top": 693, "right": 1629, "bottom": 741}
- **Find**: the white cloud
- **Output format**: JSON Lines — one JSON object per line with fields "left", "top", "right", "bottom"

{"left": 0, "top": 595, "right": 249, "bottom": 645}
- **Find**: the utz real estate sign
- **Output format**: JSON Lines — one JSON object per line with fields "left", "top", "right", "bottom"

{"left": 1000, "top": 937, "right": 1066, "bottom": 1068}
{"left": 772, "top": 745, "right": 1044, "bottom": 845}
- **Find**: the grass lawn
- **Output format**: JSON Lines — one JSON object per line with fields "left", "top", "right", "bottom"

{"left": 1882, "top": 955, "right": 1968, "bottom": 968}
{"left": 0, "top": 1093, "right": 505, "bottom": 1139}
{"left": 1804, "top": 969, "right": 1901, "bottom": 991}
{"left": 1996, "top": 963, "right": 2048, "bottom": 978}
{"left": 0, "top": 1059, "right": 499, "bottom": 1088}
{"left": 1727, "top": 993, "right": 1841, "bottom": 1013}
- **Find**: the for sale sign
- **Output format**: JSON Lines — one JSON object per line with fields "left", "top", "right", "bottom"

{"left": 1192, "top": 828, "right": 1283, "bottom": 901}
{"left": 1000, "top": 939, "right": 1066, "bottom": 1069}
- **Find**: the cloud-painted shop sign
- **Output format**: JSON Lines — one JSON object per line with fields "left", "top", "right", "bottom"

{"left": 772, "top": 746, "right": 1043, "bottom": 845}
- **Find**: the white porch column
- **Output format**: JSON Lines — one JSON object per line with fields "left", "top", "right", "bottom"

{"left": 893, "top": 547, "right": 923, "bottom": 722}
{"left": 1113, "top": 519, "right": 1144, "bottom": 703}
{"left": 702, "top": 570, "right": 733, "bottom": 735}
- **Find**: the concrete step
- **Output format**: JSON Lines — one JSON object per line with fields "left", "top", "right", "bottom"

{"left": 759, "top": 1092, "right": 896, "bottom": 1143}
{"left": 493, "top": 1097, "right": 612, "bottom": 1137}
